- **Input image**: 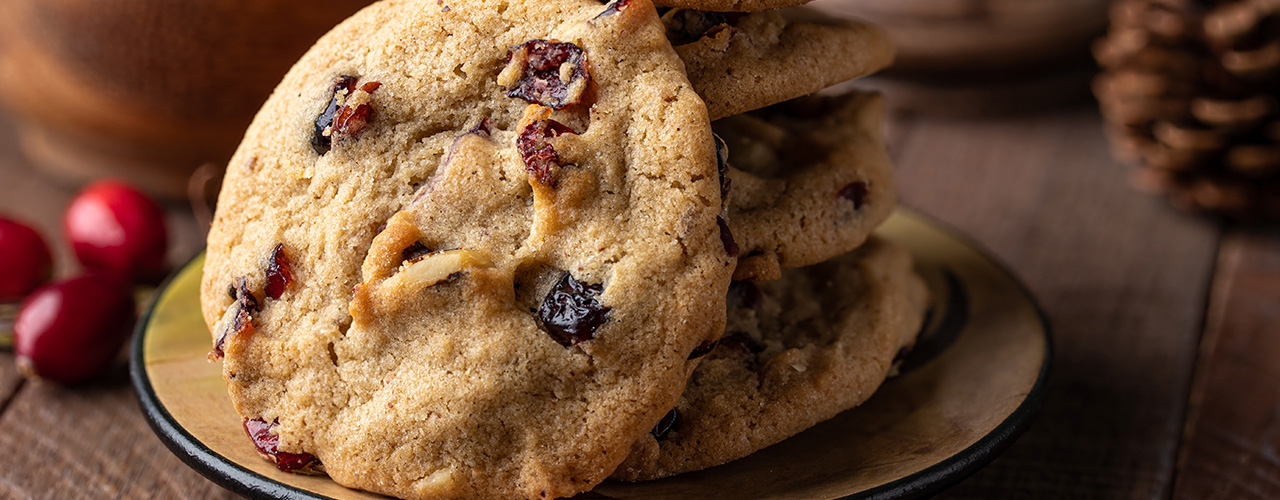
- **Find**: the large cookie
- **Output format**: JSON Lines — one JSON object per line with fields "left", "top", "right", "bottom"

{"left": 199, "top": 1, "right": 732, "bottom": 499}
{"left": 668, "top": 8, "right": 895, "bottom": 120}
{"left": 612, "top": 237, "right": 930, "bottom": 481}
{"left": 722, "top": 90, "right": 896, "bottom": 281}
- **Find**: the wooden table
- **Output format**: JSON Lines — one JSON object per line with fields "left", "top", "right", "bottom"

{"left": 0, "top": 99, "right": 1275, "bottom": 499}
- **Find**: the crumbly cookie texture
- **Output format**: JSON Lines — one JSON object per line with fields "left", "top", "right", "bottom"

{"left": 200, "top": 1, "right": 731, "bottom": 499}
{"left": 669, "top": 8, "right": 895, "bottom": 120}
{"left": 656, "top": 0, "right": 814, "bottom": 13}
{"left": 721, "top": 91, "right": 896, "bottom": 281}
{"left": 612, "top": 237, "right": 930, "bottom": 481}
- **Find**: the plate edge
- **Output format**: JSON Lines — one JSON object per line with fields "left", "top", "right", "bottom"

{"left": 842, "top": 208, "right": 1055, "bottom": 500}
{"left": 129, "top": 254, "right": 343, "bottom": 500}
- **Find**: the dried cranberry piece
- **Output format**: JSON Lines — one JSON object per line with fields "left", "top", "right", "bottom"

{"left": 688, "top": 340, "right": 718, "bottom": 360}
{"left": 838, "top": 181, "right": 868, "bottom": 209}
{"left": 651, "top": 408, "right": 678, "bottom": 441}
{"left": 265, "top": 244, "right": 294, "bottom": 300}
{"left": 595, "top": 0, "right": 633, "bottom": 19}
{"left": 465, "top": 117, "right": 493, "bottom": 138}
{"left": 502, "top": 40, "right": 588, "bottom": 109}
{"left": 311, "top": 76, "right": 358, "bottom": 155}
{"left": 401, "top": 242, "right": 431, "bottom": 263}
{"left": 330, "top": 81, "right": 381, "bottom": 141}
{"left": 445, "top": 118, "right": 495, "bottom": 164}
{"left": 210, "top": 278, "right": 260, "bottom": 360}
{"left": 243, "top": 418, "right": 322, "bottom": 473}
{"left": 714, "top": 133, "right": 730, "bottom": 203}
{"left": 538, "top": 273, "right": 609, "bottom": 347}
{"left": 518, "top": 118, "right": 576, "bottom": 187}
{"left": 13, "top": 275, "right": 135, "bottom": 385}
{"left": 717, "top": 216, "right": 739, "bottom": 257}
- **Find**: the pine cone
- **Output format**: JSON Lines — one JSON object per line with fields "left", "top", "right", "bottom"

{"left": 1094, "top": 0, "right": 1280, "bottom": 219}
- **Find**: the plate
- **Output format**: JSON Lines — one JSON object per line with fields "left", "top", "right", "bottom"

{"left": 131, "top": 209, "right": 1051, "bottom": 500}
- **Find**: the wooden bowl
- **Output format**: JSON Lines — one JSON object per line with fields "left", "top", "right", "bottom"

{"left": 806, "top": 0, "right": 1110, "bottom": 115}
{"left": 806, "top": 0, "right": 1111, "bottom": 74}
{"left": 0, "top": 0, "right": 374, "bottom": 198}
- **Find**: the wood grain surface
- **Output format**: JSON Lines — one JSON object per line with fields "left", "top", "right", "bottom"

{"left": 889, "top": 110, "right": 1221, "bottom": 500}
{"left": 0, "top": 95, "right": 1274, "bottom": 499}
{"left": 1174, "top": 228, "right": 1280, "bottom": 500}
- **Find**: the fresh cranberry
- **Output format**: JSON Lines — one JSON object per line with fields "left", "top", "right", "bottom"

{"left": 243, "top": 418, "right": 322, "bottom": 473}
{"left": 13, "top": 274, "right": 135, "bottom": 385}
{"left": 63, "top": 181, "right": 168, "bottom": 285}
{"left": 0, "top": 217, "right": 53, "bottom": 302}
{"left": 538, "top": 273, "right": 609, "bottom": 347}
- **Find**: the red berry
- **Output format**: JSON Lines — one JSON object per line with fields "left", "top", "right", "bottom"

{"left": 0, "top": 217, "right": 53, "bottom": 302}
{"left": 63, "top": 181, "right": 169, "bottom": 284}
{"left": 13, "top": 275, "right": 136, "bottom": 385}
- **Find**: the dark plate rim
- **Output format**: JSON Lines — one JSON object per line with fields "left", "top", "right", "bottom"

{"left": 130, "top": 208, "right": 1053, "bottom": 500}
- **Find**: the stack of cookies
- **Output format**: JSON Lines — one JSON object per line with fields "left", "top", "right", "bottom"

{"left": 199, "top": 1, "right": 928, "bottom": 499}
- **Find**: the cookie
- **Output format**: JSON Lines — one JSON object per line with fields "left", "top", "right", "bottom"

{"left": 669, "top": 8, "right": 895, "bottom": 120}
{"left": 721, "top": 90, "right": 896, "bottom": 282}
{"left": 199, "top": 1, "right": 733, "bottom": 499}
{"left": 612, "top": 237, "right": 930, "bottom": 481}
{"left": 656, "top": 0, "right": 814, "bottom": 13}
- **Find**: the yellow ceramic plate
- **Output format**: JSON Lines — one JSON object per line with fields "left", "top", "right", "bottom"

{"left": 132, "top": 209, "right": 1050, "bottom": 500}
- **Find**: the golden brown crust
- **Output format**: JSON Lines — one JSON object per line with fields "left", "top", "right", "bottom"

{"left": 201, "top": 1, "right": 730, "bottom": 498}
{"left": 613, "top": 237, "right": 930, "bottom": 481}
{"left": 675, "top": 9, "right": 895, "bottom": 120}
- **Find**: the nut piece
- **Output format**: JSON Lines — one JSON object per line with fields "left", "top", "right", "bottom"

{"left": 391, "top": 249, "right": 491, "bottom": 289}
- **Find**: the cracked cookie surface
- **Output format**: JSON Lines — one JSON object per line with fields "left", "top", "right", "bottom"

{"left": 200, "top": 1, "right": 730, "bottom": 499}
{"left": 613, "top": 237, "right": 929, "bottom": 481}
